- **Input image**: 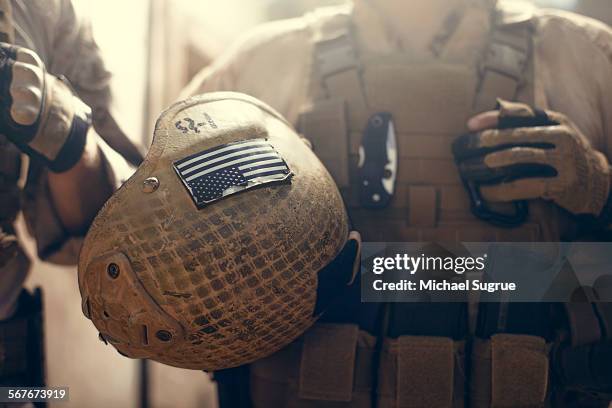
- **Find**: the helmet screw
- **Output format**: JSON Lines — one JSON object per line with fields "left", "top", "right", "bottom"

{"left": 156, "top": 330, "right": 173, "bottom": 342}
{"left": 142, "top": 177, "right": 160, "bottom": 193}
{"left": 107, "top": 263, "right": 120, "bottom": 279}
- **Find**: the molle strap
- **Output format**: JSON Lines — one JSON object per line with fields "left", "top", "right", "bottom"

{"left": 396, "top": 336, "right": 455, "bottom": 408}
{"left": 310, "top": 10, "right": 359, "bottom": 88}
{"left": 298, "top": 323, "right": 359, "bottom": 402}
{"left": 0, "top": 0, "right": 13, "bottom": 44}
{"left": 473, "top": 17, "right": 533, "bottom": 113}
{"left": 314, "top": 24, "right": 358, "bottom": 80}
{"left": 470, "top": 337, "right": 493, "bottom": 408}
{"left": 298, "top": 98, "right": 350, "bottom": 188}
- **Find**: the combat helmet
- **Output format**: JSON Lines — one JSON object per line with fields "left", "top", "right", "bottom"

{"left": 78, "top": 92, "right": 360, "bottom": 370}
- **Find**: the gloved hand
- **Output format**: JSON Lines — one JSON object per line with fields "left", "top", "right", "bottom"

{"left": 0, "top": 43, "right": 92, "bottom": 172}
{"left": 453, "top": 99, "right": 610, "bottom": 217}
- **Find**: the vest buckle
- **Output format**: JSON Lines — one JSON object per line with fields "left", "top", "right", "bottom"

{"left": 464, "top": 179, "right": 529, "bottom": 228}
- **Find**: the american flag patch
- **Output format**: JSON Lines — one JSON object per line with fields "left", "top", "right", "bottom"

{"left": 173, "top": 138, "right": 292, "bottom": 208}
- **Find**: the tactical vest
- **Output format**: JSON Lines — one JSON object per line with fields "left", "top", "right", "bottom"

{"left": 248, "top": 3, "right": 561, "bottom": 408}
{"left": 298, "top": 5, "right": 574, "bottom": 243}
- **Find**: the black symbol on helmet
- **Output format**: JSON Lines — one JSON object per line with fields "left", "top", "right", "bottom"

{"left": 175, "top": 117, "right": 207, "bottom": 134}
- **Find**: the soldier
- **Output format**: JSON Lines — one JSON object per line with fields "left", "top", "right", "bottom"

{"left": 0, "top": 0, "right": 142, "bottom": 388}
{"left": 179, "top": 0, "right": 612, "bottom": 406}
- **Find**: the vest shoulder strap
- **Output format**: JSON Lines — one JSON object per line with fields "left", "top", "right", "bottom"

{"left": 473, "top": 0, "right": 536, "bottom": 112}
{"left": 305, "top": 5, "right": 357, "bottom": 82}
{"left": 298, "top": 6, "right": 360, "bottom": 190}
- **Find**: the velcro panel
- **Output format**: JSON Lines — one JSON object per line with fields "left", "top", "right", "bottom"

{"left": 298, "top": 323, "right": 359, "bottom": 401}
{"left": 299, "top": 98, "right": 350, "bottom": 188}
{"left": 362, "top": 64, "right": 473, "bottom": 134}
{"left": 440, "top": 186, "right": 471, "bottom": 212}
{"left": 490, "top": 334, "right": 548, "bottom": 407}
{"left": 397, "top": 336, "right": 455, "bottom": 408}
{"left": 408, "top": 186, "right": 438, "bottom": 227}
{"left": 399, "top": 159, "right": 462, "bottom": 185}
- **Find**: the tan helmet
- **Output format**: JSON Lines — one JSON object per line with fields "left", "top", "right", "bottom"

{"left": 78, "top": 92, "right": 358, "bottom": 370}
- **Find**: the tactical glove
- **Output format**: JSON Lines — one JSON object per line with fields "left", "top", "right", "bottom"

{"left": 453, "top": 100, "right": 610, "bottom": 217}
{"left": 0, "top": 43, "right": 92, "bottom": 172}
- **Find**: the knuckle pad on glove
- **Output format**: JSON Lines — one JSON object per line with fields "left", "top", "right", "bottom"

{"left": 480, "top": 184, "right": 517, "bottom": 202}
{"left": 478, "top": 128, "right": 535, "bottom": 148}
{"left": 497, "top": 99, "right": 535, "bottom": 118}
{"left": 9, "top": 85, "right": 42, "bottom": 124}
{"left": 11, "top": 62, "right": 44, "bottom": 88}
{"left": 546, "top": 110, "right": 570, "bottom": 126}
{"left": 10, "top": 103, "right": 40, "bottom": 126}
{"left": 10, "top": 84, "right": 42, "bottom": 102}
{"left": 15, "top": 48, "right": 43, "bottom": 68}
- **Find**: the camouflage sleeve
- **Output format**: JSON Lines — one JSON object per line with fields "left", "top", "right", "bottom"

{"left": 535, "top": 10, "right": 612, "bottom": 158}
{"left": 21, "top": 0, "right": 142, "bottom": 265}
{"left": 534, "top": 10, "right": 612, "bottom": 231}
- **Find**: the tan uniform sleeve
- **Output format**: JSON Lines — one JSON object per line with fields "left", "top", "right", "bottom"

{"left": 21, "top": 0, "right": 142, "bottom": 265}
{"left": 534, "top": 10, "right": 612, "bottom": 159}
{"left": 22, "top": 137, "right": 133, "bottom": 265}
{"left": 181, "top": 16, "right": 313, "bottom": 125}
